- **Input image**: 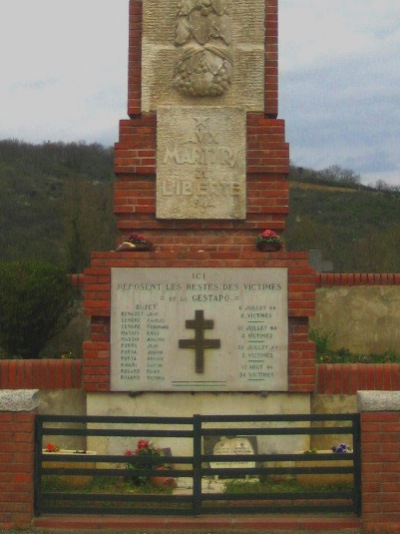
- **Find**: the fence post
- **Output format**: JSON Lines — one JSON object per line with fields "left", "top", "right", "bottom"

{"left": 193, "top": 414, "right": 202, "bottom": 515}
{"left": 0, "top": 390, "right": 39, "bottom": 529}
{"left": 34, "top": 415, "right": 44, "bottom": 516}
{"left": 358, "top": 391, "right": 400, "bottom": 533}
{"left": 352, "top": 413, "right": 362, "bottom": 516}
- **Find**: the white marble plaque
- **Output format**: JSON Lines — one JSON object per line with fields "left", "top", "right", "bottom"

{"left": 111, "top": 268, "right": 288, "bottom": 392}
{"left": 156, "top": 107, "right": 246, "bottom": 219}
{"left": 210, "top": 437, "right": 256, "bottom": 470}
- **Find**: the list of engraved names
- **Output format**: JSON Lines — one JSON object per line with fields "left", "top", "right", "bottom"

{"left": 111, "top": 268, "right": 288, "bottom": 392}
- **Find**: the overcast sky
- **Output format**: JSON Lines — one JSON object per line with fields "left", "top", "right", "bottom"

{"left": 0, "top": 0, "right": 399, "bottom": 186}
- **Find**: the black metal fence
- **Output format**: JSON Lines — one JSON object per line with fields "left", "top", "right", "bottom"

{"left": 34, "top": 413, "right": 361, "bottom": 516}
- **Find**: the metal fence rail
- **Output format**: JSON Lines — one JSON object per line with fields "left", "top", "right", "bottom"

{"left": 34, "top": 413, "right": 361, "bottom": 516}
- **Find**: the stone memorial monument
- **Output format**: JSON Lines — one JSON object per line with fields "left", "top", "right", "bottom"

{"left": 83, "top": 0, "right": 316, "bottom": 430}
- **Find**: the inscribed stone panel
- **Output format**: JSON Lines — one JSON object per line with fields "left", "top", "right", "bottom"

{"left": 156, "top": 106, "right": 246, "bottom": 219}
{"left": 110, "top": 268, "right": 288, "bottom": 392}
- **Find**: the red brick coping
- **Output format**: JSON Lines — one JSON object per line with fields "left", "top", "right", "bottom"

{"left": 317, "top": 363, "right": 400, "bottom": 394}
{"left": 317, "top": 273, "right": 400, "bottom": 286}
{"left": 0, "top": 359, "right": 82, "bottom": 390}
{"left": 2, "top": 359, "right": 400, "bottom": 396}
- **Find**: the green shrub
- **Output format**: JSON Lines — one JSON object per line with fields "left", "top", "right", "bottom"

{"left": 310, "top": 327, "right": 400, "bottom": 364}
{"left": 310, "top": 328, "right": 334, "bottom": 361}
{"left": 0, "top": 261, "right": 75, "bottom": 359}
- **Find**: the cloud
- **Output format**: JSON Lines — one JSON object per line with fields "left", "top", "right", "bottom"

{"left": 279, "top": 0, "right": 400, "bottom": 185}
{"left": 0, "top": 0, "right": 399, "bottom": 186}
{"left": 0, "top": 0, "right": 129, "bottom": 144}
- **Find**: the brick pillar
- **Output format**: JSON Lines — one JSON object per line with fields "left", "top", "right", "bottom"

{"left": 358, "top": 391, "right": 400, "bottom": 533}
{"left": 0, "top": 390, "right": 39, "bottom": 530}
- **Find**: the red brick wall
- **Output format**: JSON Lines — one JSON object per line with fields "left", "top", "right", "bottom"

{"left": 3, "top": 357, "right": 399, "bottom": 395}
{"left": 0, "top": 359, "right": 82, "bottom": 390}
{"left": 0, "top": 411, "right": 36, "bottom": 529}
{"left": 114, "top": 114, "right": 289, "bottom": 240}
{"left": 361, "top": 411, "right": 400, "bottom": 532}
{"left": 127, "top": 0, "right": 142, "bottom": 117}
{"left": 317, "top": 273, "right": 400, "bottom": 287}
{"left": 317, "top": 363, "right": 400, "bottom": 394}
{"left": 265, "top": 0, "right": 278, "bottom": 117}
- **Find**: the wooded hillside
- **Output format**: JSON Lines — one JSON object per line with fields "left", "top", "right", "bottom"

{"left": 1, "top": 140, "right": 399, "bottom": 272}
{"left": 0, "top": 140, "right": 115, "bottom": 272}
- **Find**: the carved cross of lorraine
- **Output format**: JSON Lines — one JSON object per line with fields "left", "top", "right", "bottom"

{"left": 178, "top": 310, "right": 221, "bottom": 374}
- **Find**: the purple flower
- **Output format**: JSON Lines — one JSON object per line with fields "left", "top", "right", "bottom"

{"left": 332, "top": 443, "right": 352, "bottom": 453}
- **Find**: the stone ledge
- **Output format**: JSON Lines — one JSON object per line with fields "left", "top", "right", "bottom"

{"left": 0, "top": 389, "right": 39, "bottom": 412}
{"left": 357, "top": 390, "right": 400, "bottom": 412}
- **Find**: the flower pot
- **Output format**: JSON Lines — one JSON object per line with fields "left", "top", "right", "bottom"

{"left": 150, "top": 467, "right": 176, "bottom": 488}
{"left": 117, "top": 242, "right": 152, "bottom": 251}
{"left": 256, "top": 241, "right": 282, "bottom": 252}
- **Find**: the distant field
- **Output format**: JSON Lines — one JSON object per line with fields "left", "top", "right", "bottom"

{"left": 290, "top": 181, "right": 358, "bottom": 193}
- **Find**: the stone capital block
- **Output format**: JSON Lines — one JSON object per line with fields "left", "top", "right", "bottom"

{"left": 357, "top": 390, "right": 400, "bottom": 412}
{"left": 0, "top": 389, "right": 39, "bottom": 412}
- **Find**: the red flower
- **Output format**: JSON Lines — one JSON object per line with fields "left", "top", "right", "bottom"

{"left": 260, "top": 229, "right": 279, "bottom": 239}
{"left": 134, "top": 439, "right": 154, "bottom": 455}
{"left": 128, "top": 233, "right": 145, "bottom": 243}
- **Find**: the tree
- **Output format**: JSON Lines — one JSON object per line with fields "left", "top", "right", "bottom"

{"left": 0, "top": 261, "right": 75, "bottom": 358}
{"left": 62, "top": 176, "right": 115, "bottom": 273}
{"left": 319, "top": 165, "right": 361, "bottom": 187}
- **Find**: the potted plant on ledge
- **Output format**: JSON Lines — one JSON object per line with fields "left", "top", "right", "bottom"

{"left": 117, "top": 232, "right": 153, "bottom": 252}
{"left": 255, "top": 229, "right": 283, "bottom": 252}
{"left": 125, "top": 439, "right": 175, "bottom": 488}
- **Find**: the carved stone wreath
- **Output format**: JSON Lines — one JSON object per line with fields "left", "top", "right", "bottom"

{"left": 174, "top": 0, "right": 233, "bottom": 97}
